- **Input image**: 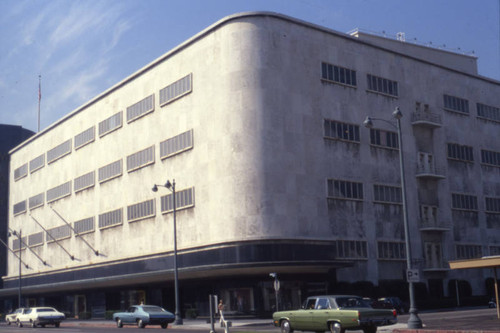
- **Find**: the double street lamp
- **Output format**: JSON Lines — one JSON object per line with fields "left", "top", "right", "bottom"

{"left": 152, "top": 179, "right": 182, "bottom": 325}
{"left": 363, "top": 107, "right": 423, "bottom": 329}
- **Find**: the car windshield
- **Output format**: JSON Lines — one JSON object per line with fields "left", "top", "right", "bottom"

{"left": 336, "top": 297, "right": 370, "bottom": 308}
{"left": 142, "top": 306, "right": 165, "bottom": 313}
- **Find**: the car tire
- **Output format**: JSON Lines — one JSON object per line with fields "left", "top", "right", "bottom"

{"left": 55, "top": 322, "right": 60, "bottom": 328}
{"left": 31, "top": 320, "right": 37, "bottom": 328}
{"left": 6, "top": 319, "right": 11, "bottom": 325}
{"left": 280, "top": 319, "right": 293, "bottom": 333}
{"left": 161, "top": 322, "right": 168, "bottom": 329}
{"left": 137, "top": 319, "right": 145, "bottom": 328}
{"left": 330, "top": 322, "right": 345, "bottom": 333}
{"left": 117, "top": 318, "right": 123, "bottom": 328}
{"left": 17, "top": 320, "right": 23, "bottom": 328}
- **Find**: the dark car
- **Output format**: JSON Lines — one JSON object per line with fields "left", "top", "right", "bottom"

{"left": 112, "top": 305, "right": 175, "bottom": 329}
{"left": 378, "top": 297, "right": 408, "bottom": 314}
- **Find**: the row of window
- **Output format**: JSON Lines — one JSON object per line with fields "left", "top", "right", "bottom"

{"left": 13, "top": 73, "right": 193, "bottom": 182}
{"left": 12, "top": 188, "right": 195, "bottom": 251}
{"left": 379, "top": 242, "right": 498, "bottom": 260}
{"left": 328, "top": 178, "right": 500, "bottom": 213}
{"left": 324, "top": 119, "right": 500, "bottom": 166}
{"left": 321, "top": 61, "right": 500, "bottom": 122}
{"left": 13, "top": 129, "right": 194, "bottom": 215}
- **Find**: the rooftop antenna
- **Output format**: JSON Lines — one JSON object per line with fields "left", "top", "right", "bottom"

{"left": 397, "top": 32, "right": 406, "bottom": 42}
{"left": 37, "top": 75, "right": 41, "bottom": 132}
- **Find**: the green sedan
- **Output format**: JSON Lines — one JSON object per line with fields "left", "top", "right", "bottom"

{"left": 273, "top": 295, "right": 397, "bottom": 333}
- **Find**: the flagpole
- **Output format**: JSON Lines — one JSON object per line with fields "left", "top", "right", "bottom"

{"left": 38, "top": 75, "right": 41, "bottom": 132}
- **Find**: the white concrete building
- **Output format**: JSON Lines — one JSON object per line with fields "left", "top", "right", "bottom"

{"left": 2, "top": 12, "right": 499, "bottom": 317}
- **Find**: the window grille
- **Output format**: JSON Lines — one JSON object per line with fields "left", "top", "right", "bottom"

{"left": 161, "top": 187, "right": 195, "bottom": 213}
{"left": 46, "top": 181, "right": 71, "bottom": 203}
{"left": 127, "top": 146, "right": 155, "bottom": 172}
{"left": 366, "top": 74, "right": 398, "bottom": 97}
{"left": 373, "top": 184, "right": 402, "bottom": 203}
{"left": 98, "top": 159, "right": 123, "bottom": 183}
{"left": 444, "top": 94, "right": 469, "bottom": 114}
{"left": 377, "top": 241, "right": 406, "bottom": 259}
{"left": 456, "top": 244, "right": 482, "bottom": 259}
{"left": 29, "top": 192, "right": 44, "bottom": 210}
{"left": 127, "top": 94, "right": 154, "bottom": 123}
{"left": 127, "top": 199, "right": 155, "bottom": 222}
{"left": 477, "top": 103, "right": 500, "bottom": 122}
{"left": 451, "top": 193, "right": 478, "bottom": 211}
{"left": 28, "top": 232, "right": 44, "bottom": 247}
{"left": 160, "top": 129, "right": 193, "bottom": 159}
{"left": 159, "top": 73, "right": 192, "bottom": 106}
{"left": 99, "top": 208, "right": 123, "bottom": 229}
{"left": 447, "top": 143, "right": 474, "bottom": 162}
{"left": 369, "top": 129, "right": 398, "bottom": 148}
{"left": 327, "top": 179, "right": 363, "bottom": 200}
{"left": 98, "top": 111, "right": 123, "bottom": 137}
{"left": 490, "top": 246, "right": 500, "bottom": 256}
{"left": 74, "top": 171, "right": 95, "bottom": 192}
{"left": 74, "top": 126, "right": 95, "bottom": 149}
{"left": 481, "top": 149, "right": 500, "bottom": 167}
{"left": 485, "top": 197, "right": 500, "bottom": 213}
{"left": 46, "top": 225, "right": 71, "bottom": 242}
{"left": 13, "top": 200, "right": 27, "bottom": 215}
{"left": 47, "top": 139, "right": 72, "bottom": 164}
{"left": 324, "top": 119, "right": 360, "bottom": 142}
{"left": 29, "top": 154, "right": 45, "bottom": 173}
{"left": 74, "top": 217, "right": 95, "bottom": 234}
{"left": 321, "top": 62, "right": 357, "bottom": 87}
{"left": 335, "top": 240, "right": 367, "bottom": 259}
{"left": 14, "top": 163, "right": 28, "bottom": 181}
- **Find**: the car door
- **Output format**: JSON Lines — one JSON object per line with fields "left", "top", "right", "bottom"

{"left": 123, "top": 307, "right": 137, "bottom": 324}
{"left": 310, "top": 297, "right": 331, "bottom": 331}
{"left": 293, "top": 298, "right": 316, "bottom": 330}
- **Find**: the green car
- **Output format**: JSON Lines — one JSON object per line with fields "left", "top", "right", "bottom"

{"left": 273, "top": 295, "right": 397, "bottom": 333}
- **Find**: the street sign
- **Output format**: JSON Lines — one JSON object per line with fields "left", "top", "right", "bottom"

{"left": 406, "top": 269, "right": 420, "bottom": 282}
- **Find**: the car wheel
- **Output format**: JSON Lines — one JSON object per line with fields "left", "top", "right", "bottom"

{"left": 161, "top": 322, "right": 168, "bottom": 329}
{"left": 116, "top": 318, "right": 123, "bottom": 328}
{"left": 280, "top": 319, "right": 293, "bottom": 333}
{"left": 17, "top": 320, "right": 23, "bottom": 328}
{"left": 329, "top": 322, "right": 345, "bottom": 333}
{"left": 31, "top": 320, "right": 37, "bottom": 328}
{"left": 137, "top": 319, "right": 145, "bottom": 328}
{"left": 6, "top": 319, "right": 11, "bottom": 325}
{"left": 55, "top": 322, "right": 60, "bottom": 328}
{"left": 362, "top": 326, "right": 377, "bottom": 333}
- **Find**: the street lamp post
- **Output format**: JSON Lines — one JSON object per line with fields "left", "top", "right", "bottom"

{"left": 152, "top": 179, "right": 183, "bottom": 325}
{"left": 363, "top": 107, "right": 423, "bottom": 329}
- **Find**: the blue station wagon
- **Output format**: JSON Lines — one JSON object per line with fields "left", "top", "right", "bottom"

{"left": 113, "top": 305, "right": 175, "bottom": 329}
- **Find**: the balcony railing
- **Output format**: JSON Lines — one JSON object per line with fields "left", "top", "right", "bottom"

{"left": 419, "top": 219, "right": 451, "bottom": 232}
{"left": 411, "top": 111, "right": 442, "bottom": 127}
{"left": 415, "top": 164, "right": 446, "bottom": 179}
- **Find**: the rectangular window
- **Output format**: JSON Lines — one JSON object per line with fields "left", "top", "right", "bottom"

{"left": 127, "top": 146, "right": 155, "bottom": 172}
{"left": 490, "top": 246, "right": 500, "bottom": 256}
{"left": 74, "top": 217, "right": 95, "bottom": 234}
{"left": 456, "top": 244, "right": 482, "bottom": 259}
{"left": 447, "top": 143, "right": 474, "bottom": 162}
{"left": 477, "top": 103, "right": 500, "bottom": 122}
{"left": 98, "top": 208, "right": 123, "bottom": 229}
{"left": 46, "top": 181, "right": 71, "bottom": 203}
{"left": 444, "top": 94, "right": 469, "bottom": 114}
{"left": 98, "top": 159, "right": 123, "bottom": 183}
{"left": 47, "top": 139, "right": 72, "bottom": 164}
{"left": 28, "top": 232, "right": 44, "bottom": 247}
{"left": 159, "top": 73, "right": 192, "bottom": 106}
{"left": 481, "top": 149, "right": 500, "bottom": 167}
{"left": 13, "top": 200, "right": 27, "bottom": 215}
{"left": 485, "top": 197, "right": 500, "bottom": 213}
{"left": 335, "top": 240, "right": 367, "bottom": 259}
{"left": 46, "top": 225, "right": 71, "bottom": 242}
{"left": 161, "top": 187, "right": 195, "bottom": 213}
{"left": 327, "top": 179, "right": 363, "bottom": 200}
{"left": 29, "top": 154, "right": 45, "bottom": 173}
{"left": 74, "top": 171, "right": 95, "bottom": 193}
{"left": 29, "top": 192, "right": 44, "bottom": 210}
{"left": 366, "top": 74, "right": 398, "bottom": 97}
{"left": 451, "top": 193, "right": 478, "bottom": 211}
{"left": 369, "top": 128, "right": 398, "bottom": 148}
{"left": 127, "top": 199, "right": 155, "bottom": 222}
{"left": 377, "top": 241, "right": 406, "bottom": 260}
{"left": 14, "top": 163, "right": 28, "bottom": 181}
{"left": 160, "top": 129, "right": 194, "bottom": 159}
{"left": 324, "top": 119, "right": 360, "bottom": 142}
{"left": 321, "top": 62, "right": 357, "bottom": 87}
{"left": 98, "top": 111, "right": 123, "bottom": 137}
{"left": 127, "top": 94, "right": 154, "bottom": 123}
{"left": 373, "top": 184, "right": 402, "bottom": 203}
{"left": 74, "top": 126, "right": 95, "bottom": 150}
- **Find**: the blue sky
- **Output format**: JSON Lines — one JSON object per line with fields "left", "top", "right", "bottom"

{"left": 1, "top": 0, "right": 499, "bottom": 133}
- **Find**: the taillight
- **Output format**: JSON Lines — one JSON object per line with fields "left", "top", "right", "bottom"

{"left": 392, "top": 309, "right": 397, "bottom": 317}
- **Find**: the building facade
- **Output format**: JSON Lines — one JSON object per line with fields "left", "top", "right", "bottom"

{"left": 2, "top": 12, "right": 499, "bottom": 317}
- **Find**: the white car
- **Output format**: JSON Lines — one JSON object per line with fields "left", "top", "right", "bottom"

{"left": 16, "top": 307, "right": 65, "bottom": 328}
{"left": 5, "top": 308, "right": 29, "bottom": 325}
